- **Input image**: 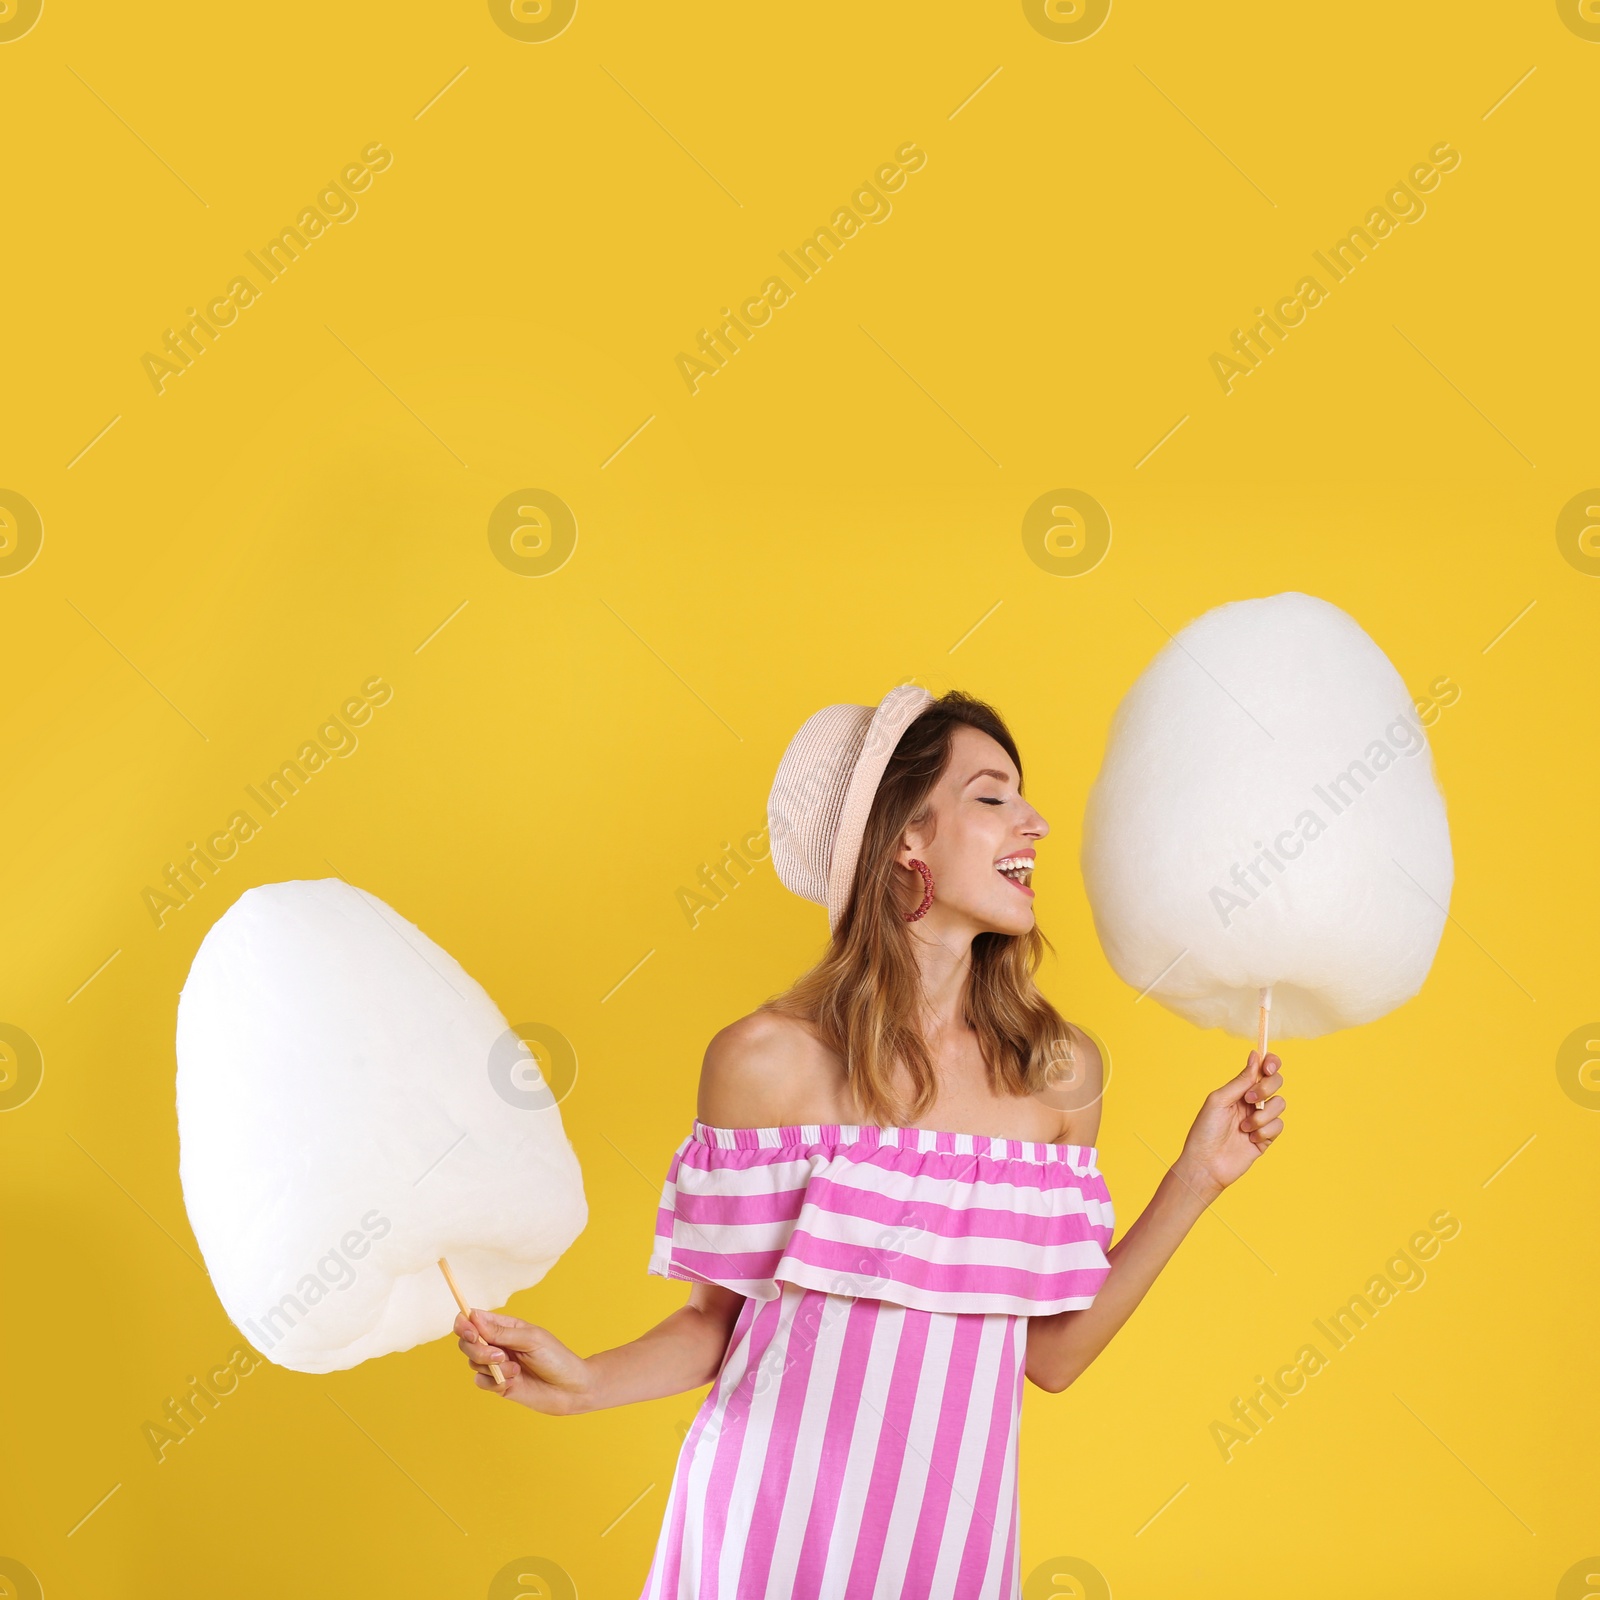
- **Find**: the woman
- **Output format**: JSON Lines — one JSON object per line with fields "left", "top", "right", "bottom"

{"left": 454, "top": 685, "right": 1286, "bottom": 1598}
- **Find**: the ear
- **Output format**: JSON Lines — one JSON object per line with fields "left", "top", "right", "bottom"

{"left": 897, "top": 824, "right": 930, "bottom": 864}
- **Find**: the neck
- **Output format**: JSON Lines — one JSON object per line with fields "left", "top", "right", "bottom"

{"left": 906, "top": 914, "right": 976, "bottom": 1041}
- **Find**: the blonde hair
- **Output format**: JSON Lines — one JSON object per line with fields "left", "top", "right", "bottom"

{"left": 761, "top": 689, "right": 1075, "bottom": 1126}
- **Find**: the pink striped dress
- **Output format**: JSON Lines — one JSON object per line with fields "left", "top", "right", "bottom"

{"left": 638, "top": 1120, "right": 1116, "bottom": 1599}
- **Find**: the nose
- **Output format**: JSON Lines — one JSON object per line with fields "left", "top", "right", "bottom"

{"left": 1021, "top": 804, "right": 1049, "bottom": 842}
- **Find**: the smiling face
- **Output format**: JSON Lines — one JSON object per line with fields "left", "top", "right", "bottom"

{"left": 897, "top": 724, "right": 1049, "bottom": 938}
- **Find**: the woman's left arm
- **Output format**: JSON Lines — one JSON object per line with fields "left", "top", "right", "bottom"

{"left": 1025, "top": 1050, "right": 1285, "bottom": 1394}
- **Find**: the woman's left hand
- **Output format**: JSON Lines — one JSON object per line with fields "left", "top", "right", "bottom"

{"left": 1174, "top": 1050, "right": 1285, "bottom": 1200}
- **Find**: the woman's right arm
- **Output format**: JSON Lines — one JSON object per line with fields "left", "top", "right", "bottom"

{"left": 456, "top": 1281, "right": 745, "bottom": 1414}
{"left": 461, "top": 1013, "right": 801, "bottom": 1413}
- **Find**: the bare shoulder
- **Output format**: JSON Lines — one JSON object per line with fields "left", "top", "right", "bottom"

{"left": 697, "top": 1009, "right": 843, "bottom": 1128}
{"left": 1049, "top": 1021, "right": 1105, "bottom": 1146}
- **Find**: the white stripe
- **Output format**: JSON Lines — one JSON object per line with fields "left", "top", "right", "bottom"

{"left": 691, "top": 1124, "right": 1101, "bottom": 1171}
{"left": 773, "top": 1261, "right": 1105, "bottom": 1318}
{"left": 648, "top": 1266, "right": 1108, "bottom": 1316}
{"left": 667, "top": 1154, "right": 1113, "bottom": 1219}
{"left": 929, "top": 1312, "right": 1013, "bottom": 1599}
{"left": 644, "top": 1366, "right": 714, "bottom": 1600}
{"left": 758, "top": 1287, "right": 860, "bottom": 1596}
{"left": 648, "top": 1264, "right": 780, "bottom": 1300}
{"left": 875, "top": 1307, "right": 957, "bottom": 1585}
{"left": 642, "top": 1420, "right": 688, "bottom": 1594}
{"left": 714, "top": 1289, "right": 804, "bottom": 1592}
{"left": 673, "top": 1301, "right": 767, "bottom": 1596}
{"left": 813, "top": 1297, "right": 915, "bottom": 1593}
{"left": 974, "top": 1320, "right": 1025, "bottom": 1597}
{"left": 648, "top": 1252, "right": 1107, "bottom": 1317}
{"left": 667, "top": 1206, "right": 1112, "bottom": 1273}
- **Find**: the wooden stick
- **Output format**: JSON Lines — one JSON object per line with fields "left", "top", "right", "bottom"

{"left": 1254, "top": 986, "right": 1274, "bottom": 1128}
{"left": 438, "top": 1256, "right": 506, "bottom": 1385}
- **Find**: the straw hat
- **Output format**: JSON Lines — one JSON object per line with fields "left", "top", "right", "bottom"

{"left": 767, "top": 683, "right": 936, "bottom": 931}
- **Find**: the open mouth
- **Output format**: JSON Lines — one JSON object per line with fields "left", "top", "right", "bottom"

{"left": 996, "top": 856, "right": 1035, "bottom": 896}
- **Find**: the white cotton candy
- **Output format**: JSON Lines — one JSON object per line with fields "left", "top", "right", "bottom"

{"left": 176, "top": 879, "right": 586, "bottom": 1373}
{"left": 1080, "top": 593, "right": 1453, "bottom": 1039}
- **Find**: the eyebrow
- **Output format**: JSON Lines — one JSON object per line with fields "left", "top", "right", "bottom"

{"left": 962, "top": 768, "right": 1015, "bottom": 788}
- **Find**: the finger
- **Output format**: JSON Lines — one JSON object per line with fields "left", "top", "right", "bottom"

{"left": 470, "top": 1309, "right": 518, "bottom": 1342}
{"left": 1217, "top": 1053, "right": 1262, "bottom": 1099}
{"left": 457, "top": 1327, "right": 499, "bottom": 1355}
{"left": 465, "top": 1326, "right": 515, "bottom": 1383}
{"left": 1250, "top": 1117, "right": 1285, "bottom": 1146}
{"left": 1244, "top": 1094, "right": 1286, "bottom": 1129}
{"left": 1246, "top": 1071, "right": 1283, "bottom": 1105}
{"left": 1248, "top": 1094, "right": 1286, "bottom": 1132}
{"left": 477, "top": 1315, "right": 543, "bottom": 1355}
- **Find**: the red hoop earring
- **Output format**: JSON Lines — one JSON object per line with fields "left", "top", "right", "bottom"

{"left": 903, "top": 858, "right": 934, "bottom": 922}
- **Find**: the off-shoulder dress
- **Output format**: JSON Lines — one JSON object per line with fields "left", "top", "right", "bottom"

{"left": 636, "top": 1120, "right": 1116, "bottom": 1600}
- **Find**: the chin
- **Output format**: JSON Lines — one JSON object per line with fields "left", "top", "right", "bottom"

{"left": 976, "top": 900, "right": 1036, "bottom": 938}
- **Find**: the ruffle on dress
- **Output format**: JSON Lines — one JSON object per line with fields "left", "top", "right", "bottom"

{"left": 648, "top": 1120, "right": 1115, "bottom": 1318}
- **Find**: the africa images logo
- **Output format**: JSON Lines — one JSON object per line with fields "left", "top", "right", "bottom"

{"left": 674, "top": 142, "right": 927, "bottom": 393}
{"left": 140, "top": 143, "right": 393, "bottom": 394}
{"left": 1207, "top": 702, "right": 1446, "bottom": 928}
{"left": 1208, "top": 142, "right": 1461, "bottom": 393}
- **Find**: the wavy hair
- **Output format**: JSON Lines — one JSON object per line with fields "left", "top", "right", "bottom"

{"left": 761, "top": 689, "right": 1076, "bottom": 1127}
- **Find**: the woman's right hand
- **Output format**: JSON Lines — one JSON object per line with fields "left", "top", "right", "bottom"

{"left": 454, "top": 1310, "right": 599, "bottom": 1414}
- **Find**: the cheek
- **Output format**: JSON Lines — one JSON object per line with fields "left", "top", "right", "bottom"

{"left": 934, "top": 831, "right": 1001, "bottom": 895}
{"left": 942, "top": 861, "right": 990, "bottom": 897}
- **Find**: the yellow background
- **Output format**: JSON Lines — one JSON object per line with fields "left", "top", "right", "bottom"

{"left": 2, "top": 1, "right": 1595, "bottom": 1595}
